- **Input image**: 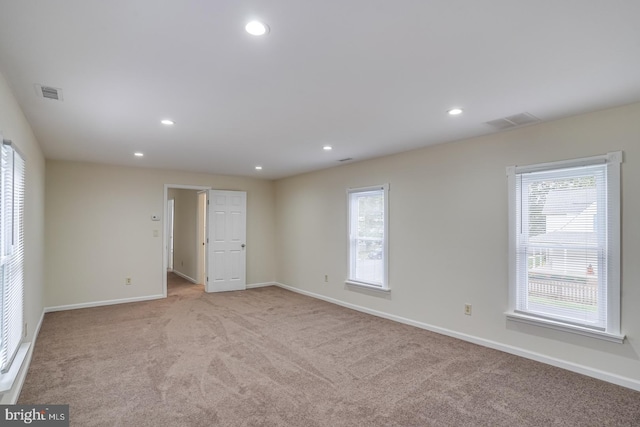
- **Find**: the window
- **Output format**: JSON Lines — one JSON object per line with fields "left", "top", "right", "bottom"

{"left": 347, "top": 184, "right": 389, "bottom": 290}
{"left": 0, "top": 140, "right": 25, "bottom": 374}
{"left": 507, "top": 152, "right": 623, "bottom": 342}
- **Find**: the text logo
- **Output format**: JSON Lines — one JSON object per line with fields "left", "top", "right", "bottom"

{"left": 0, "top": 405, "right": 69, "bottom": 426}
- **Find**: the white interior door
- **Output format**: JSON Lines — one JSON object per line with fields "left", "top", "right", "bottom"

{"left": 206, "top": 190, "right": 247, "bottom": 292}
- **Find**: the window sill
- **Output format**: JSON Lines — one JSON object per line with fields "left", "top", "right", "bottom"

{"left": 345, "top": 280, "right": 390, "bottom": 293}
{"left": 506, "top": 312, "right": 625, "bottom": 344}
{"left": 0, "top": 342, "right": 31, "bottom": 392}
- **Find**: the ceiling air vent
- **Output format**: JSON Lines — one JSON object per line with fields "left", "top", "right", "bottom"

{"left": 34, "top": 84, "right": 63, "bottom": 101}
{"left": 485, "top": 112, "right": 539, "bottom": 130}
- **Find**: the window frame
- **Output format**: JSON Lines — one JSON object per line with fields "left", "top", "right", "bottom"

{"left": 506, "top": 151, "right": 624, "bottom": 343}
{"left": 346, "top": 184, "right": 389, "bottom": 291}
{"left": 0, "top": 137, "right": 28, "bottom": 392}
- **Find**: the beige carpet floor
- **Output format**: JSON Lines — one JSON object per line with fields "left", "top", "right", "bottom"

{"left": 19, "top": 273, "right": 640, "bottom": 426}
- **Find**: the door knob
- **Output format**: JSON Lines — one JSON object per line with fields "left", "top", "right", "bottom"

{"left": 241, "top": 244, "right": 246, "bottom": 248}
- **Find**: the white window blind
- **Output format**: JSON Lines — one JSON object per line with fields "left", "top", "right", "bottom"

{"left": 347, "top": 185, "right": 389, "bottom": 289}
{"left": 0, "top": 141, "right": 25, "bottom": 373}
{"left": 507, "top": 152, "right": 622, "bottom": 341}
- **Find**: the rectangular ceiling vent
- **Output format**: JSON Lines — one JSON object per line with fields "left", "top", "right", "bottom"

{"left": 34, "top": 84, "right": 63, "bottom": 101}
{"left": 485, "top": 112, "right": 539, "bottom": 130}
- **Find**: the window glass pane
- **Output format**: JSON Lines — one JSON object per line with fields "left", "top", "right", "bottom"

{"left": 349, "top": 188, "right": 386, "bottom": 287}
{"left": 0, "top": 145, "right": 24, "bottom": 373}
{"left": 517, "top": 166, "right": 606, "bottom": 329}
{"left": 526, "top": 246, "right": 600, "bottom": 324}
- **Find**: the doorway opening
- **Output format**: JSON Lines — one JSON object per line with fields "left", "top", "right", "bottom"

{"left": 163, "top": 184, "right": 210, "bottom": 297}
{"left": 162, "top": 185, "right": 247, "bottom": 297}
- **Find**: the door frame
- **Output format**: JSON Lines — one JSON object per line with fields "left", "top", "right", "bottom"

{"left": 162, "top": 184, "right": 211, "bottom": 297}
{"left": 196, "top": 191, "right": 207, "bottom": 286}
{"left": 166, "top": 198, "right": 175, "bottom": 271}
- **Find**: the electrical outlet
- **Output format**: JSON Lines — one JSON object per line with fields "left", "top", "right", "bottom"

{"left": 125, "top": 277, "right": 132, "bottom": 285}
{"left": 464, "top": 304, "right": 472, "bottom": 316}
{"left": 324, "top": 275, "right": 328, "bottom": 283}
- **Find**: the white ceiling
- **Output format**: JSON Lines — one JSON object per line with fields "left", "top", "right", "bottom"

{"left": 0, "top": 1, "right": 639, "bottom": 179}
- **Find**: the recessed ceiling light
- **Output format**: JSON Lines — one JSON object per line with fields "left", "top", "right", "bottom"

{"left": 134, "top": 152, "right": 144, "bottom": 157}
{"left": 448, "top": 108, "right": 463, "bottom": 116}
{"left": 255, "top": 166, "right": 263, "bottom": 170}
{"left": 323, "top": 145, "right": 333, "bottom": 151}
{"left": 245, "top": 21, "right": 269, "bottom": 36}
{"left": 161, "top": 119, "right": 175, "bottom": 125}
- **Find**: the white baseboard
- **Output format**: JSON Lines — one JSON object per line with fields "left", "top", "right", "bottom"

{"left": 274, "top": 282, "right": 640, "bottom": 392}
{"left": 45, "top": 294, "right": 165, "bottom": 313}
{"left": 246, "top": 282, "right": 275, "bottom": 289}
{"left": 171, "top": 270, "right": 197, "bottom": 284}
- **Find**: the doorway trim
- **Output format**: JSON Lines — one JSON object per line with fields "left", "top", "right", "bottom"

{"left": 167, "top": 198, "right": 175, "bottom": 271}
{"left": 196, "top": 191, "right": 207, "bottom": 286}
{"left": 163, "top": 184, "right": 211, "bottom": 298}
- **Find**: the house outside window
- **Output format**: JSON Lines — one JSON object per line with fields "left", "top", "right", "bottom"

{"left": 347, "top": 184, "right": 389, "bottom": 290}
{"left": 506, "top": 152, "right": 623, "bottom": 343}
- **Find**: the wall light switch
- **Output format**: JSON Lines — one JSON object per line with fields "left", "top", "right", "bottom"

{"left": 153, "top": 229, "right": 159, "bottom": 237}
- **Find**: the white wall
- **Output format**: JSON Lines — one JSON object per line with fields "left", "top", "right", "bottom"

{"left": 274, "top": 102, "right": 640, "bottom": 388}
{"left": 167, "top": 188, "right": 199, "bottom": 281}
{"left": 45, "top": 161, "right": 276, "bottom": 307}
{"left": 0, "top": 73, "right": 46, "bottom": 402}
